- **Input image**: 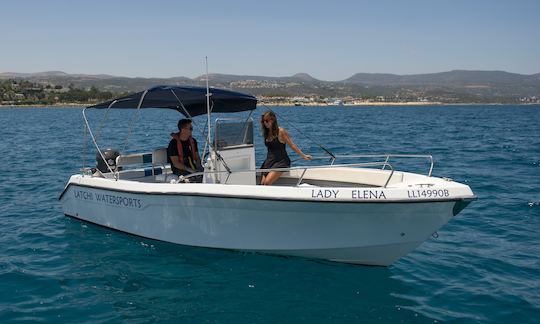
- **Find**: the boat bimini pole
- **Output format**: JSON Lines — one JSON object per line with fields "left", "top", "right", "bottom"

{"left": 205, "top": 56, "right": 212, "bottom": 148}
{"left": 82, "top": 100, "right": 119, "bottom": 176}
{"left": 122, "top": 90, "right": 148, "bottom": 152}
{"left": 203, "top": 57, "right": 216, "bottom": 181}
{"left": 83, "top": 92, "right": 149, "bottom": 180}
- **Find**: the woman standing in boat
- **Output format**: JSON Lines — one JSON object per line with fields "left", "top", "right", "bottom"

{"left": 260, "top": 111, "right": 312, "bottom": 185}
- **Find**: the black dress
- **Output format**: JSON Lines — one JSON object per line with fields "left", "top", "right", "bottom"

{"left": 261, "top": 135, "right": 291, "bottom": 171}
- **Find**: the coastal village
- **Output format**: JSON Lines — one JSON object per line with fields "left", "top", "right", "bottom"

{"left": 0, "top": 79, "right": 438, "bottom": 106}
{"left": 257, "top": 95, "right": 439, "bottom": 106}
{"left": 1, "top": 74, "right": 540, "bottom": 106}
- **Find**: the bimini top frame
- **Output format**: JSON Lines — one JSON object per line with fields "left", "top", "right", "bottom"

{"left": 88, "top": 85, "right": 257, "bottom": 116}
{"left": 83, "top": 85, "right": 258, "bottom": 176}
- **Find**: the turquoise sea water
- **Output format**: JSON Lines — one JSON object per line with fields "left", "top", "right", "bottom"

{"left": 0, "top": 105, "right": 539, "bottom": 322}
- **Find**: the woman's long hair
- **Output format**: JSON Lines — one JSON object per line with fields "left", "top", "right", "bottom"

{"left": 261, "top": 111, "right": 279, "bottom": 140}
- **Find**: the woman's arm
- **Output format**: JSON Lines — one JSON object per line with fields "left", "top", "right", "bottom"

{"left": 279, "top": 127, "right": 312, "bottom": 160}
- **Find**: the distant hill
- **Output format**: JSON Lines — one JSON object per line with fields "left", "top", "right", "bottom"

{"left": 343, "top": 70, "right": 540, "bottom": 99}
{"left": 291, "top": 73, "right": 319, "bottom": 82}
{"left": 0, "top": 71, "right": 193, "bottom": 93}
{"left": 1, "top": 70, "right": 539, "bottom": 102}
{"left": 194, "top": 73, "right": 320, "bottom": 83}
{"left": 344, "top": 70, "right": 540, "bottom": 86}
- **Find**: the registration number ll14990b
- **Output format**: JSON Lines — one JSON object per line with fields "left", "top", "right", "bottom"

{"left": 407, "top": 189, "right": 449, "bottom": 198}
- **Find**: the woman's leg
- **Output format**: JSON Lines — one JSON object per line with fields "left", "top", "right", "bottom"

{"left": 261, "top": 171, "right": 283, "bottom": 185}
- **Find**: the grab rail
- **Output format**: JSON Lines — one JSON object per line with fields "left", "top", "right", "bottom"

{"left": 303, "top": 154, "right": 434, "bottom": 177}
{"left": 183, "top": 161, "right": 396, "bottom": 188}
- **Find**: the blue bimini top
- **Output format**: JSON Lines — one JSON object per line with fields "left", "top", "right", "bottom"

{"left": 89, "top": 85, "right": 257, "bottom": 117}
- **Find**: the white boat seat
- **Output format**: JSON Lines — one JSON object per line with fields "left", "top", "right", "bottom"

{"left": 116, "top": 152, "right": 153, "bottom": 166}
{"left": 152, "top": 148, "right": 169, "bottom": 182}
{"left": 114, "top": 148, "right": 170, "bottom": 181}
{"left": 116, "top": 149, "right": 168, "bottom": 167}
{"left": 152, "top": 148, "right": 168, "bottom": 166}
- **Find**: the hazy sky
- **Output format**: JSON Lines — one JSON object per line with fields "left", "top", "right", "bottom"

{"left": 1, "top": 0, "right": 539, "bottom": 80}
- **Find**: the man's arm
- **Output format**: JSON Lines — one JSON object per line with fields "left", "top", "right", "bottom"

{"left": 170, "top": 156, "right": 195, "bottom": 173}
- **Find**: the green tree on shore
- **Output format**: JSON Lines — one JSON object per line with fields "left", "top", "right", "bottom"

{"left": 0, "top": 79, "right": 117, "bottom": 105}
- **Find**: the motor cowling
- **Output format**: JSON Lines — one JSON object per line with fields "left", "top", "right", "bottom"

{"left": 96, "top": 149, "right": 120, "bottom": 173}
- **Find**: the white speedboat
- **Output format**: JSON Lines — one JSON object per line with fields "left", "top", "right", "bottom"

{"left": 60, "top": 85, "right": 475, "bottom": 266}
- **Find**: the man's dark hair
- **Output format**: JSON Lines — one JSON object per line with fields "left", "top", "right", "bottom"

{"left": 178, "top": 119, "right": 192, "bottom": 130}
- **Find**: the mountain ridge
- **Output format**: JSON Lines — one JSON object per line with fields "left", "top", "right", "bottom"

{"left": 344, "top": 70, "right": 540, "bottom": 86}
{"left": 2, "top": 69, "right": 539, "bottom": 85}
{"left": 1, "top": 70, "right": 539, "bottom": 102}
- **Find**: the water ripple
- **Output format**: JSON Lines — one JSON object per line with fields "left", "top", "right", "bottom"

{"left": 1, "top": 105, "right": 540, "bottom": 322}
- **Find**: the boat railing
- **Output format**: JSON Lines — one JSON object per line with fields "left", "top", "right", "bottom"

{"left": 304, "top": 154, "right": 434, "bottom": 177}
{"left": 183, "top": 161, "right": 396, "bottom": 187}
{"left": 90, "top": 151, "right": 432, "bottom": 187}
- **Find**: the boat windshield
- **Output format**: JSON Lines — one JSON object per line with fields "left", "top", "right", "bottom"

{"left": 214, "top": 119, "right": 254, "bottom": 149}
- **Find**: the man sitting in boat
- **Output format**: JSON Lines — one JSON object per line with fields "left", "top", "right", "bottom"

{"left": 167, "top": 119, "right": 202, "bottom": 181}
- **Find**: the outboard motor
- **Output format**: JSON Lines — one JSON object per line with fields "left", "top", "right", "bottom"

{"left": 96, "top": 149, "right": 120, "bottom": 173}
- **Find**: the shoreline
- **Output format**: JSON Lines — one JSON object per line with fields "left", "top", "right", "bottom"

{"left": 0, "top": 103, "right": 88, "bottom": 108}
{"left": 1, "top": 102, "right": 540, "bottom": 108}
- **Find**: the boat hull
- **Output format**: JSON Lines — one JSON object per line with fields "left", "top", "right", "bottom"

{"left": 60, "top": 181, "right": 463, "bottom": 266}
